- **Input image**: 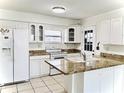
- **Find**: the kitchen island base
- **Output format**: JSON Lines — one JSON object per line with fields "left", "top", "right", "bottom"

{"left": 64, "top": 65, "right": 124, "bottom": 93}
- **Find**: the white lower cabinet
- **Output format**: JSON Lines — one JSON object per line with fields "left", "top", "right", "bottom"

{"left": 83, "top": 65, "right": 124, "bottom": 93}
{"left": 84, "top": 70, "right": 100, "bottom": 93}
{"left": 41, "top": 60, "right": 50, "bottom": 76}
{"left": 67, "top": 53, "right": 81, "bottom": 58}
{"left": 30, "top": 56, "right": 50, "bottom": 78}
{"left": 30, "top": 59, "right": 41, "bottom": 78}
{"left": 114, "top": 65, "right": 124, "bottom": 93}
{"left": 100, "top": 67, "right": 114, "bottom": 93}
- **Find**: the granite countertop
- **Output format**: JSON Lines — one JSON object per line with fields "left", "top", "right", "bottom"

{"left": 29, "top": 50, "right": 50, "bottom": 56}
{"left": 29, "top": 49, "right": 81, "bottom": 56}
{"left": 45, "top": 57, "right": 124, "bottom": 75}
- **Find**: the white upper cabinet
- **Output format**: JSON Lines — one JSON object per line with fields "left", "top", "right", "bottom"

{"left": 99, "top": 20, "right": 110, "bottom": 44}
{"left": 99, "top": 17, "right": 124, "bottom": 45}
{"left": 64, "top": 25, "right": 81, "bottom": 43}
{"left": 29, "top": 23, "right": 44, "bottom": 43}
{"left": 110, "top": 17, "right": 123, "bottom": 45}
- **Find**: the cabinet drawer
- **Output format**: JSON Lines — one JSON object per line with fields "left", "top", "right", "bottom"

{"left": 30, "top": 55, "right": 50, "bottom": 60}
{"left": 67, "top": 53, "right": 81, "bottom": 57}
{"left": 41, "top": 55, "right": 50, "bottom": 59}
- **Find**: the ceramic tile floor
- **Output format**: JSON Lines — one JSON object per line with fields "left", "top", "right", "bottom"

{"left": 0, "top": 74, "right": 67, "bottom": 93}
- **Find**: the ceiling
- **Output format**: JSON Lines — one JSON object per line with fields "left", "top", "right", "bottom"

{"left": 0, "top": 0, "right": 124, "bottom": 19}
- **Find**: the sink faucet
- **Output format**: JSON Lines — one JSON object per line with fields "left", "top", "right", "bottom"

{"left": 82, "top": 52, "right": 86, "bottom": 61}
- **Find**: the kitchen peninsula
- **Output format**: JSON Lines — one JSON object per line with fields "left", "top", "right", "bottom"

{"left": 45, "top": 56, "right": 124, "bottom": 93}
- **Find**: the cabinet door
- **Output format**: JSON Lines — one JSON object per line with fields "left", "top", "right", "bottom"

{"left": 114, "top": 65, "right": 124, "bottom": 93}
{"left": 29, "top": 24, "right": 44, "bottom": 42}
{"left": 41, "top": 59, "right": 50, "bottom": 76}
{"left": 110, "top": 17, "right": 123, "bottom": 45}
{"left": 100, "top": 67, "right": 114, "bottom": 93}
{"left": 68, "top": 28, "right": 75, "bottom": 42}
{"left": 100, "top": 20, "right": 110, "bottom": 44}
{"left": 14, "top": 25, "right": 29, "bottom": 82}
{"left": 84, "top": 70, "right": 100, "bottom": 93}
{"left": 30, "top": 59, "right": 41, "bottom": 78}
{"left": 29, "top": 24, "right": 36, "bottom": 42}
{"left": 67, "top": 53, "right": 81, "bottom": 58}
{"left": 38, "top": 25, "right": 43, "bottom": 42}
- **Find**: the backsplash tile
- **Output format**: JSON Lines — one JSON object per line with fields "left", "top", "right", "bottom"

{"left": 101, "top": 52, "right": 124, "bottom": 61}
{"left": 29, "top": 43, "right": 81, "bottom": 50}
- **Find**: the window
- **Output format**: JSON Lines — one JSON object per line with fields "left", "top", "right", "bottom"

{"left": 44, "top": 30, "right": 62, "bottom": 43}
{"left": 84, "top": 30, "right": 93, "bottom": 51}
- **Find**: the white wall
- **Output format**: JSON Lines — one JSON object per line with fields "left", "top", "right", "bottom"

{"left": 82, "top": 8, "right": 124, "bottom": 26}
{"left": 81, "top": 8, "right": 124, "bottom": 54}
{"left": 0, "top": 9, "right": 80, "bottom": 26}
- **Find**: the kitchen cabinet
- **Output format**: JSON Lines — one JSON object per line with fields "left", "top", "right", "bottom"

{"left": 84, "top": 67, "right": 116, "bottom": 93}
{"left": 30, "top": 55, "right": 50, "bottom": 78}
{"left": 30, "top": 59, "right": 41, "bottom": 78}
{"left": 84, "top": 70, "right": 100, "bottom": 93}
{"left": 29, "top": 23, "right": 44, "bottom": 43}
{"left": 64, "top": 25, "right": 81, "bottom": 43}
{"left": 41, "top": 60, "right": 50, "bottom": 76}
{"left": 40, "top": 55, "right": 50, "bottom": 76}
{"left": 67, "top": 53, "right": 81, "bottom": 58}
{"left": 84, "top": 67, "right": 114, "bottom": 93}
{"left": 114, "top": 65, "right": 124, "bottom": 93}
{"left": 100, "top": 67, "right": 114, "bottom": 93}
{"left": 98, "top": 17, "right": 124, "bottom": 45}
{"left": 99, "top": 20, "right": 110, "bottom": 44}
{"left": 110, "top": 17, "right": 123, "bottom": 45}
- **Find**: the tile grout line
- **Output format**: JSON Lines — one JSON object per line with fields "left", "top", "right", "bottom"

{"left": 40, "top": 77, "right": 53, "bottom": 93}
{"left": 0, "top": 76, "right": 66, "bottom": 93}
{"left": 29, "top": 81, "right": 36, "bottom": 93}
{"left": 52, "top": 76, "right": 66, "bottom": 92}
{"left": 0, "top": 87, "right": 1, "bottom": 93}
{"left": 16, "top": 84, "right": 19, "bottom": 93}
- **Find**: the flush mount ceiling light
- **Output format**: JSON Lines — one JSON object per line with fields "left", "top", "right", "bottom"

{"left": 52, "top": 6, "right": 66, "bottom": 13}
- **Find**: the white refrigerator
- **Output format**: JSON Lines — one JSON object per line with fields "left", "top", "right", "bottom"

{"left": 0, "top": 27, "right": 29, "bottom": 85}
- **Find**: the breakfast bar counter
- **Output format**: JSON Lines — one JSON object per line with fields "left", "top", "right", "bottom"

{"left": 45, "top": 57, "right": 124, "bottom": 93}
{"left": 45, "top": 57, "right": 124, "bottom": 75}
